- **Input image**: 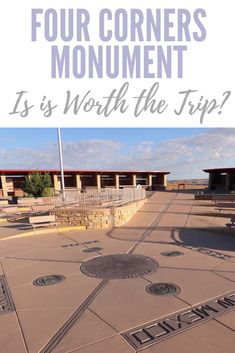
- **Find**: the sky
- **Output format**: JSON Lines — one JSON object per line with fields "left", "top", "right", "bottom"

{"left": 0, "top": 128, "right": 234, "bottom": 179}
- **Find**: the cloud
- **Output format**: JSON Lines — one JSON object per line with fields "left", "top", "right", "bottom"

{"left": 0, "top": 139, "right": 123, "bottom": 170}
{"left": 134, "top": 129, "right": 235, "bottom": 177}
{"left": 0, "top": 129, "right": 235, "bottom": 179}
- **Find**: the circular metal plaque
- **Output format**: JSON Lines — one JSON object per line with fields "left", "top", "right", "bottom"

{"left": 82, "top": 247, "right": 103, "bottom": 253}
{"left": 146, "top": 282, "right": 181, "bottom": 296}
{"left": 33, "top": 275, "right": 65, "bottom": 287}
{"left": 160, "top": 251, "right": 184, "bottom": 257}
{"left": 80, "top": 254, "right": 158, "bottom": 279}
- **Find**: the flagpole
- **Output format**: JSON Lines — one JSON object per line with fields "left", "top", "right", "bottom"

{"left": 57, "top": 128, "right": 65, "bottom": 202}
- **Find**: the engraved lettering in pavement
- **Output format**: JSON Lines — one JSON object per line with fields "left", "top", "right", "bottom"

{"left": 61, "top": 240, "right": 100, "bottom": 248}
{"left": 177, "top": 243, "right": 231, "bottom": 260}
{"left": 122, "top": 291, "right": 235, "bottom": 350}
{"left": 0, "top": 275, "right": 14, "bottom": 315}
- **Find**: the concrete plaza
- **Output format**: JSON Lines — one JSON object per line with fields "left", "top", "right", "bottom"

{"left": 1, "top": 191, "right": 235, "bottom": 353}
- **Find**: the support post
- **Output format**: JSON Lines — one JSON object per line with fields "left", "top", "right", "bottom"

{"left": 132, "top": 174, "right": 137, "bottom": 187}
{"left": 96, "top": 174, "right": 101, "bottom": 189}
{"left": 148, "top": 174, "right": 153, "bottom": 190}
{"left": 1, "top": 176, "right": 8, "bottom": 197}
{"left": 76, "top": 174, "right": 82, "bottom": 190}
{"left": 226, "top": 173, "right": 231, "bottom": 192}
{"left": 115, "top": 174, "right": 120, "bottom": 189}
{"left": 53, "top": 175, "right": 61, "bottom": 192}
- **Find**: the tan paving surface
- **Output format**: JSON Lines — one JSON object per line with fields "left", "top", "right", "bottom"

{"left": 1, "top": 191, "right": 235, "bottom": 353}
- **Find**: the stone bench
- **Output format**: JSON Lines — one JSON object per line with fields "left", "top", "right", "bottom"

{"left": 0, "top": 200, "right": 9, "bottom": 207}
{"left": 213, "top": 195, "right": 235, "bottom": 203}
{"left": 216, "top": 203, "right": 235, "bottom": 211}
{"left": 0, "top": 206, "right": 20, "bottom": 215}
{"left": 29, "top": 215, "right": 58, "bottom": 229}
{"left": 18, "top": 198, "right": 44, "bottom": 206}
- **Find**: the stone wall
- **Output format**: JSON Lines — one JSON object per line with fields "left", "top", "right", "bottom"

{"left": 52, "top": 199, "right": 145, "bottom": 229}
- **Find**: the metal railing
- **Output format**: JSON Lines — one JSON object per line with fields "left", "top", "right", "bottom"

{"left": 0, "top": 188, "right": 146, "bottom": 219}
{"left": 55, "top": 188, "right": 146, "bottom": 208}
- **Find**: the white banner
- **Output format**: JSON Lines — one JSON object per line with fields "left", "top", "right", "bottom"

{"left": 0, "top": 0, "right": 234, "bottom": 127}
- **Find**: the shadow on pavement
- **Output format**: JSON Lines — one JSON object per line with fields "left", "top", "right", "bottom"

{"left": 176, "top": 227, "right": 235, "bottom": 252}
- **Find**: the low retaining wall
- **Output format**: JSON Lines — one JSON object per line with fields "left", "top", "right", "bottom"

{"left": 51, "top": 199, "right": 146, "bottom": 229}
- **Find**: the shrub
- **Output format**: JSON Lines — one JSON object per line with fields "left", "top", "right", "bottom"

{"left": 22, "top": 172, "right": 52, "bottom": 198}
{"left": 42, "top": 187, "right": 53, "bottom": 197}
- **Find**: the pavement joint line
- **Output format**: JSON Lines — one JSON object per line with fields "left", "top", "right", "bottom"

{"left": 160, "top": 265, "right": 224, "bottom": 273}
{"left": 16, "top": 306, "right": 78, "bottom": 313}
{"left": 126, "top": 195, "right": 178, "bottom": 255}
{"left": 0, "top": 226, "right": 86, "bottom": 241}
{"left": 88, "top": 307, "right": 120, "bottom": 334}
{"left": 213, "top": 317, "right": 235, "bottom": 333}
{"left": 208, "top": 257, "right": 232, "bottom": 272}
{"left": 13, "top": 310, "right": 30, "bottom": 353}
{"left": 57, "top": 232, "right": 82, "bottom": 244}
{"left": 39, "top": 273, "right": 113, "bottom": 353}
{"left": 212, "top": 269, "right": 235, "bottom": 274}
{"left": 64, "top": 333, "right": 122, "bottom": 353}
{"left": 210, "top": 270, "right": 235, "bottom": 284}
{"left": 1, "top": 259, "right": 41, "bottom": 275}
{"left": 140, "top": 275, "right": 152, "bottom": 284}
{"left": 4, "top": 255, "right": 83, "bottom": 264}
{"left": 173, "top": 294, "right": 192, "bottom": 307}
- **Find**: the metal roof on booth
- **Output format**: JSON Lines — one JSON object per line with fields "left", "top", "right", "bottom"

{"left": 0, "top": 169, "right": 170, "bottom": 175}
{"left": 203, "top": 168, "right": 235, "bottom": 173}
